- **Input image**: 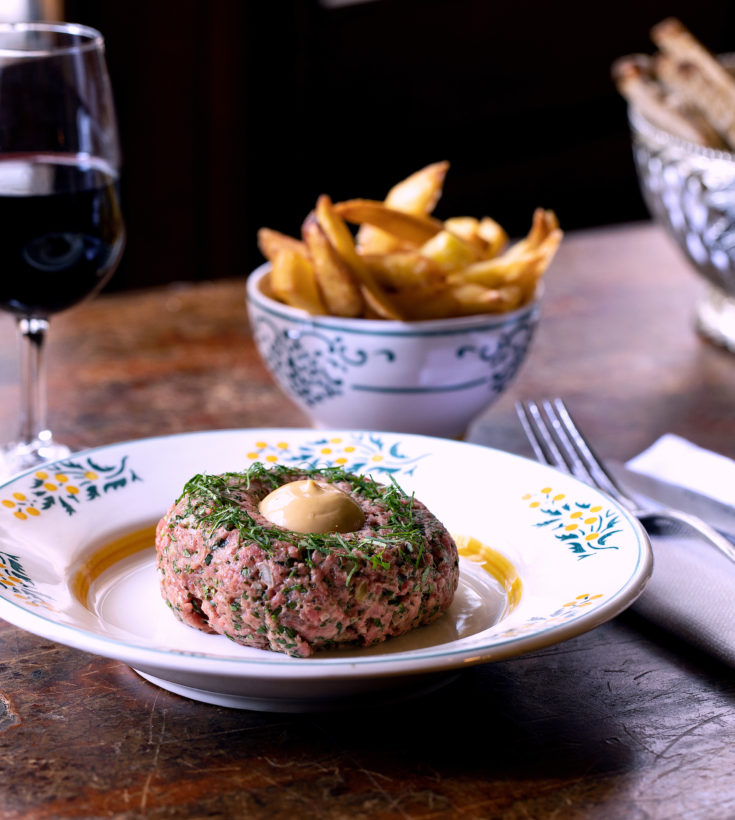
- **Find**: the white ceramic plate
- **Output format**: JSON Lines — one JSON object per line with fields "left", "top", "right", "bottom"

{"left": 0, "top": 429, "right": 652, "bottom": 712}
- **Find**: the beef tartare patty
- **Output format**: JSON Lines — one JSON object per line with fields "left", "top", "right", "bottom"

{"left": 155, "top": 463, "right": 459, "bottom": 657}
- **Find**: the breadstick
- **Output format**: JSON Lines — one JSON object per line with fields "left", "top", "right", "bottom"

{"left": 651, "top": 18, "right": 735, "bottom": 148}
{"left": 612, "top": 54, "right": 721, "bottom": 146}
{"left": 653, "top": 53, "right": 729, "bottom": 148}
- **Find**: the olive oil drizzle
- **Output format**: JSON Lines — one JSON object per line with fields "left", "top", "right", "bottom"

{"left": 174, "top": 463, "right": 428, "bottom": 575}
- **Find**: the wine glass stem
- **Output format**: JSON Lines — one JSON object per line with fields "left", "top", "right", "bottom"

{"left": 17, "top": 316, "right": 49, "bottom": 446}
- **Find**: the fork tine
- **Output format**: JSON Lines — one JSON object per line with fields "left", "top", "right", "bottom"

{"left": 550, "top": 398, "right": 635, "bottom": 505}
{"left": 515, "top": 400, "right": 572, "bottom": 474}
{"left": 515, "top": 400, "right": 549, "bottom": 465}
{"left": 538, "top": 399, "right": 591, "bottom": 481}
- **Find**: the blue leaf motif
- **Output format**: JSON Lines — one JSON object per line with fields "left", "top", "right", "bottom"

{"left": 455, "top": 315, "right": 537, "bottom": 394}
{"left": 252, "top": 316, "right": 400, "bottom": 408}
{"left": 389, "top": 443, "right": 408, "bottom": 459}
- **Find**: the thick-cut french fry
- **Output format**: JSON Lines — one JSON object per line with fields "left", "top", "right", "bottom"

{"left": 392, "top": 282, "right": 521, "bottom": 320}
{"left": 526, "top": 208, "right": 558, "bottom": 249}
{"left": 357, "top": 161, "right": 449, "bottom": 254}
{"left": 363, "top": 251, "right": 444, "bottom": 290}
{"left": 418, "top": 229, "right": 479, "bottom": 273}
{"left": 257, "top": 164, "right": 562, "bottom": 320}
{"left": 443, "top": 217, "right": 484, "bottom": 250}
{"left": 448, "top": 227, "right": 562, "bottom": 297}
{"left": 501, "top": 209, "right": 558, "bottom": 262}
{"left": 269, "top": 248, "right": 326, "bottom": 315}
{"left": 442, "top": 216, "right": 509, "bottom": 257}
{"left": 391, "top": 284, "right": 459, "bottom": 320}
{"left": 257, "top": 227, "right": 307, "bottom": 262}
{"left": 450, "top": 283, "right": 523, "bottom": 315}
{"left": 314, "top": 194, "right": 403, "bottom": 320}
{"left": 302, "top": 215, "right": 364, "bottom": 318}
{"left": 447, "top": 253, "right": 537, "bottom": 288}
{"left": 476, "top": 217, "right": 509, "bottom": 257}
{"left": 384, "top": 160, "right": 449, "bottom": 213}
{"left": 334, "top": 199, "right": 443, "bottom": 246}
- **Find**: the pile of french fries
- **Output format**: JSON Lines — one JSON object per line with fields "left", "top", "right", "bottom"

{"left": 613, "top": 18, "right": 735, "bottom": 150}
{"left": 257, "top": 162, "right": 562, "bottom": 321}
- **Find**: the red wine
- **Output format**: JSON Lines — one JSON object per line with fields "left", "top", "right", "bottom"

{"left": 0, "top": 155, "right": 124, "bottom": 317}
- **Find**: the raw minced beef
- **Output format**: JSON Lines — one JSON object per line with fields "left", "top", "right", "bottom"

{"left": 155, "top": 463, "right": 459, "bottom": 657}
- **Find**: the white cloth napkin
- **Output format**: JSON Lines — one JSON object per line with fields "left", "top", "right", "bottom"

{"left": 628, "top": 433, "right": 735, "bottom": 507}
{"left": 625, "top": 434, "right": 735, "bottom": 666}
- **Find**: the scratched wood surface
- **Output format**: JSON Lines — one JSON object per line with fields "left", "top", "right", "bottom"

{"left": 2, "top": 221, "right": 735, "bottom": 818}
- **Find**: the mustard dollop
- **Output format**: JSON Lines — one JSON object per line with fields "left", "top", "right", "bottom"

{"left": 259, "top": 478, "right": 366, "bottom": 534}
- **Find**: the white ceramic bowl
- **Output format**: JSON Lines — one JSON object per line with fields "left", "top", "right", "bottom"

{"left": 246, "top": 263, "right": 541, "bottom": 438}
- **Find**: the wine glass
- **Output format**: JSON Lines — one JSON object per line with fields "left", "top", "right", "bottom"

{"left": 0, "top": 22, "right": 125, "bottom": 476}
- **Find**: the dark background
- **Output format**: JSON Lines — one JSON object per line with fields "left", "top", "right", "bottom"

{"left": 63, "top": 0, "right": 735, "bottom": 292}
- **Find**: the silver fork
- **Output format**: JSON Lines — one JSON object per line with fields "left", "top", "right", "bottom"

{"left": 516, "top": 398, "right": 735, "bottom": 564}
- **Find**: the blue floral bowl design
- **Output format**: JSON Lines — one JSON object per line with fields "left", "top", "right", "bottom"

{"left": 246, "top": 264, "right": 542, "bottom": 437}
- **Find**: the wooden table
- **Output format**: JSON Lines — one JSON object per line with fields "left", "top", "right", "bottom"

{"left": 2, "top": 221, "right": 735, "bottom": 818}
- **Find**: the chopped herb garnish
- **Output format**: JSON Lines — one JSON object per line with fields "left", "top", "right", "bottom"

{"left": 173, "top": 463, "right": 428, "bottom": 583}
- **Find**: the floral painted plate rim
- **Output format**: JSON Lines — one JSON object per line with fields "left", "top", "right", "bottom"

{"left": 0, "top": 428, "right": 652, "bottom": 685}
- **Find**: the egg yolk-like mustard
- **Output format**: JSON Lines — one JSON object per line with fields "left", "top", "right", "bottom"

{"left": 259, "top": 479, "right": 366, "bottom": 534}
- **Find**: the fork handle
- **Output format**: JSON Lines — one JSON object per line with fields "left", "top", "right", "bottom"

{"left": 640, "top": 510, "right": 735, "bottom": 564}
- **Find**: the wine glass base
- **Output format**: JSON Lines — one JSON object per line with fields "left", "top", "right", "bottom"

{"left": 0, "top": 435, "right": 72, "bottom": 479}
{"left": 695, "top": 285, "right": 735, "bottom": 354}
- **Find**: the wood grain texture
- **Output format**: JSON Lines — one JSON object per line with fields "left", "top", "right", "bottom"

{"left": 2, "top": 221, "right": 735, "bottom": 818}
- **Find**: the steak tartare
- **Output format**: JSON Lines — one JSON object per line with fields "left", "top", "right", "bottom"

{"left": 155, "top": 462, "right": 459, "bottom": 657}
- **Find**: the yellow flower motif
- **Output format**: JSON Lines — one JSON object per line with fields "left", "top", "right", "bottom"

{"left": 570, "top": 511, "right": 583, "bottom": 519}
{"left": 552, "top": 494, "right": 565, "bottom": 501}
{"left": 35, "top": 471, "right": 48, "bottom": 480}
{"left": 2, "top": 500, "right": 15, "bottom": 508}
{"left": 255, "top": 441, "right": 267, "bottom": 449}
{"left": 529, "top": 501, "right": 540, "bottom": 508}
{"left": 344, "top": 446, "right": 355, "bottom": 453}
{"left": 320, "top": 448, "right": 332, "bottom": 454}
{"left": 55, "top": 473, "right": 68, "bottom": 483}
{"left": 335, "top": 457, "right": 348, "bottom": 465}
{"left": 67, "top": 486, "right": 79, "bottom": 495}
{"left": 12, "top": 492, "right": 26, "bottom": 501}
{"left": 247, "top": 451, "right": 259, "bottom": 460}
{"left": 84, "top": 471, "right": 98, "bottom": 480}
{"left": 584, "top": 533, "right": 599, "bottom": 541}
{"left": 584, "top": 517, "right": 597, "bottom": 524}
{"left": 521, "top": 493, "right": 532, "bottom": 500}
{"left": 265, "top": 455, "right": 278, "bottom": 463}
{"left": 541, "top": 486, "right": 552, "bottom": 494}
{"left": 13, "top": 511, "right": 27, "bottom": 520}
{"left": 372, "top": 455, "right": 384, "bottom": 462}
{"left": 329, "top": 437, "right": 342, "bottom": 444}
{"left": 277, "top": 442, "right": 288, "bottom": 450}
{"left": 4, "top": 575, "right": 22, "bottom": 585}
{"left": 565, "top": 524, "right": 578, "bottom": 531}
{"left": 26, "top": 508, "right": 40, "bottom": 517}
{"left": 564, "top": 593, "right": 604, "bottom": 606}
{"left": 43, "top": 483, "right": 58, "bottom": 492}
{"left": 590, "top": 505, "right": 602, "bottom": 512}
